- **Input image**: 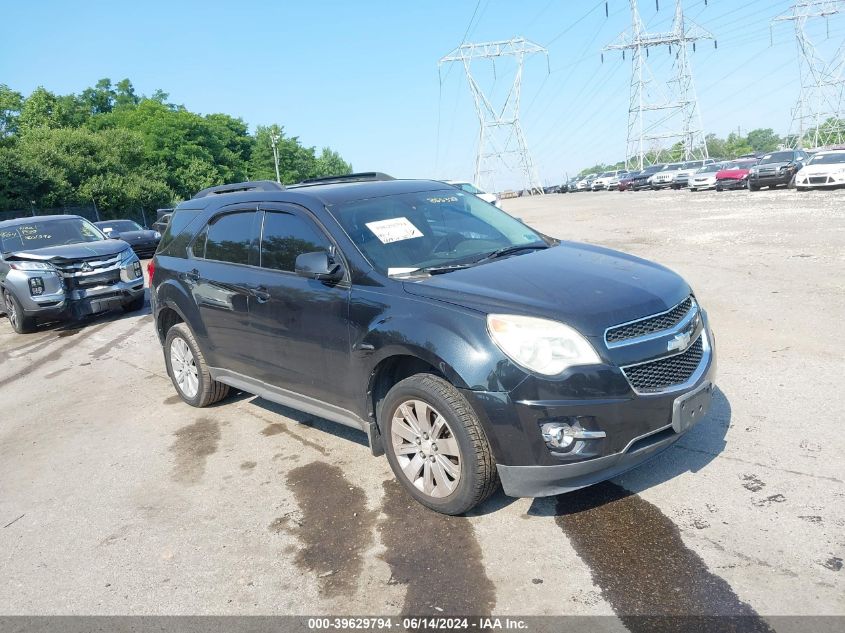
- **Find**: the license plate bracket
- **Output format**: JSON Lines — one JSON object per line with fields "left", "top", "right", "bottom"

{"left": 672, "top": 382, "right": 713, "bottom": 434}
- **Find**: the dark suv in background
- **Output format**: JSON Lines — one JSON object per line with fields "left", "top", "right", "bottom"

{"left": 748, "top": 149, "right": 809, "bottom": 190}
{"left": 149, "top": 174, "right": 716, "bottom": 515}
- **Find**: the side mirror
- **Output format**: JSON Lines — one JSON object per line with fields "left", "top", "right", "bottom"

{"left": 295, "top": 251, "right": 343, "bottom": 282}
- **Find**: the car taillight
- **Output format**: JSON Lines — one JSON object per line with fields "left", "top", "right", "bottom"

{"left": 147, "top": 259, "right": 155, "bottom": 282}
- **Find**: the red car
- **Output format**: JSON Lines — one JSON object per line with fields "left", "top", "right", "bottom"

{"left": 617, "top": 171, "right": 641, "bottom": 191}
{"left": 715, "top": 159, "right": 759, "bottom": 191}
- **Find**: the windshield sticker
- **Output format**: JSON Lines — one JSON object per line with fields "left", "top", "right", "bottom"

{"left": 365, "top": 217, "right": 424, "bottom": 244}
{"left": 426, "top": 195, "right": 459, "bottom": 204}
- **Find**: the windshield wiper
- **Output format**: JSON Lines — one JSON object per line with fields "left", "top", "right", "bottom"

{"left": 472, "top": 242, "right": 549, "bottom": 265}
{"left": 422, "top": 263, "right": 475, "bottom": 275}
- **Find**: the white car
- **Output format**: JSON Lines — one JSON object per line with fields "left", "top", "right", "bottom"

{"left": 444, "top": 181, "right": 501, "bottom": 207}
{"left": 794, "top": 149, "right": 845, "bottom": 190}
{"left": 649, "top": 162, "right": 685, "bottom": 189}
{"left": 688, "top": 162, "right": 724, "bottom": 191}
{"left": 592, "top": 170, "right": 627, "bottom": 191}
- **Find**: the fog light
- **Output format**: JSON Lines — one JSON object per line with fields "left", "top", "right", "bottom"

{"left": 541, "top": 422, "right": 607, "bottom": 450}
{"left": 541, "top": 423, "right": 576, "bottom": 449}
{"left": 29, "top": 277, "right": 45, "bottom": 296}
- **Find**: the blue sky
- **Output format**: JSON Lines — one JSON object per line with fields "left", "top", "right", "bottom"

{"left": 2, "top": 0, "right": 842, "bottom": 189}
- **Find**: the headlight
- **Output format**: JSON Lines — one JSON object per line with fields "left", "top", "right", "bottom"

{"left": 487, "top": 314, "right": 601, "bottom": 376}
{"left": 9, "top": 261, "right": 56, "bottom": 272}
{"left": 750, "top": 167, "right": 759, "bottom": 175}
{"left": 119, "top": 248, "right": 138, "bottom": 263}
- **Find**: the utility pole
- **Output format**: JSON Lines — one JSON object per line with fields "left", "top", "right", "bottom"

{"left": 772, "top": 1, "right": 845, "bottom": 149}
{"left": 269, "top": 127, "right": 282, "bottom": 184}
{"left": 604, "top": 0, "right": 714, "bottom": 170}
{"left": 439, "top": 37, "right": 549, "bottom": 195}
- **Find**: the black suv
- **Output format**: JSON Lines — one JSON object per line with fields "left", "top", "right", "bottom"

{"left": 149, "top": 174, "right": 716, "bottom": 514}
{"left": 747, "top": 149, "right": 809, "bottom": 190}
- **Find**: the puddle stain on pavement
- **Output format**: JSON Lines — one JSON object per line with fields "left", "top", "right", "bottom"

{"left": 169, "top": 418, "right": 220, "bottom": 484}
{"left": 277, "top": 461, "right": 376, "bottom": 597}
{"left": 260, "top": 422, "right": 328, "bottom": 456}
{"left": 378, "top": 479, "right": 496, "bottom": 616}
{"left": 555, "top": 482, "right": 774, "bottom": 633}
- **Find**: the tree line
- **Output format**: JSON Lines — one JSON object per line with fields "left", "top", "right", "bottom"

{"left": 0, "top": 79, "right": 352, "bottom": 217}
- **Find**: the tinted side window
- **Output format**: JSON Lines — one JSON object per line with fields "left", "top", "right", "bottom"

{"left": 191, "top": 225, "right": 208, "bottom": 258}
{"left": 260, "top": 211, "right": 330, "bottom": 272}
{"left": 205, "top": 212, "right": 256, "bottom": 265}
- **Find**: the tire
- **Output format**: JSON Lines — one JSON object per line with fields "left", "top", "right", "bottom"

{"left": 163, "top": 322, "right": 229, "bottom": 407}
{"left": 3, "top": 289, "right": 37, "bottom": 334}
{"left": 122, "top": 294, "right": 145, "bottom": 313}
{"left": 381, "top": 374, "right": 498, "bottom": 515}
{"left": 748, "top": 183, "right": 760, "bottom": 191}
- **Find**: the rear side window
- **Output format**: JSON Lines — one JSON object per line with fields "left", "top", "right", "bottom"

{"left": 204, "top": 212, "right": 256, "bottom": 265}
{"left": 158, "top": 209, "right": 200, "bottom": 253}
{"left": 260, "top": 211, "right": 331, "bottom": 272}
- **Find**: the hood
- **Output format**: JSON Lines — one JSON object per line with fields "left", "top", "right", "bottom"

{"left": 402, "top": 242, "right": 689, "bottom": 337}
{"left": 112, "top": 230, "right": 159, "bottom": 242}
{"left": 801, "top": 163, "right": 845, "bottom": 175}
{"left": 755, "top": 160, "right": 793, "bottom": 170}
{"left": 6, "top": 239, "right": 130, "bottom": 262}
{"left": 717, "top": 168, "right": 750, "bottom": 179}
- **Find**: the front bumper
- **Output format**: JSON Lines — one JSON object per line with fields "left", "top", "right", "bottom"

{"left": 15, "top": 273, "right": 145, "bottom": 319}
{"left": 749, "top": 171, "right": 793, "bottom": 187}
{"left": 462, "top": 320, "right": 717, "bottom": 498}
{"left": 716, "top": 178, "right": 747, "bottom": 190}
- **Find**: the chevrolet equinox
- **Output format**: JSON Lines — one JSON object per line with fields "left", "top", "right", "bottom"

{"left": 149, "top": 174, "right": 716, "bottom": 514}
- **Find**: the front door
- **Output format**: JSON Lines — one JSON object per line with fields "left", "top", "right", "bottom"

{"left": 245, "top": 204, "right": 351, "bottom": 404}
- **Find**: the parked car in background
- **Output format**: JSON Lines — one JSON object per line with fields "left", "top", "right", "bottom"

{"left": 617, "top": 171, "right": 642, "bottom": 191}
{"left": 605, "top": 171, "right": 629, "bottom": 190}
{"left": 672, "top": 159, "right": 715, "bottom": 189}
{"left": 715, "top": 159, "right": 759, "bottom": 191}
{"left": 747, "top": 149, "right": 809, "bottom": 191}
{"left": 688, "top": 163, "right": 724, "bottom": 191}
{"left": 628, "top": 164, "right": 666, "bottom": 190}
{"left": 95, "top": 219, "right": 162, "bottom": 259}
{"left": 592, "top": 170, "right": 627, "bottom": 191}
{"left": 650, "top": 163, "right": 685, "bottom": 189}
{"left": 151, "top": 208, "right": 173, "bottom": 234}
{"left": 149, "top": 175, "right": 716, "bottom": 515}
{"left": 576, "top": 175, "right": 596, "bottom": 191}
{"left": 565, "top": 178, "right": 580, "bottom": 192}
{"left": 794, "top": 149, "right": 845, "bottom": 190}
{"left": 445, "top": 181, "right": 502, "bottom": 208}
{"left": 0, "top": 215, "right": 145, "bottom": 333}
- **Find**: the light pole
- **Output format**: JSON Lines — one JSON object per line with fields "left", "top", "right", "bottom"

{"left": 270, "top": 128, "right": 282, "bottom": 184}
{"left": 29, "top": 201, "right": 36, "bottom": 217}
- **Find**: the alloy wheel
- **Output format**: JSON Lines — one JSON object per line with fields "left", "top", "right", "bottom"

{"left": 5, "top": 293, "right": 17, "bottom": 329}
{"left": 169, "top": 337, "right": 199, "bottom": 398}
{"left": 391, "top": 399, "right": 462, "bottom": 498}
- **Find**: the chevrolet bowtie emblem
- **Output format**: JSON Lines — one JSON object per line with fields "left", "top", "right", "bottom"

{"left": 667, "top": 331, "right": 691, "bottom": 353}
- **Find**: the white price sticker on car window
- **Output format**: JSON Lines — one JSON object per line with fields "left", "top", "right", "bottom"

{"left": 365, "top": 217, "right": 423, "bottom": 244}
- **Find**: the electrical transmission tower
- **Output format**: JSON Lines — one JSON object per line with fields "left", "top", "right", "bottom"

{"left": 604, "top": 0, "right": 714, "bottom": 170}
{"left": 772, "top": 1, "right": 845, "bottom": 149}
{"left": 439, "top": 37, "right": 548, "bottom": 194}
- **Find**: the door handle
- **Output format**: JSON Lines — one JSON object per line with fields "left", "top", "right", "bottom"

{"left": 247, "top": 285, "right": 271, "bottom": 303}
{"left": 182, "top": 268, "right": 200, "bottom": 282}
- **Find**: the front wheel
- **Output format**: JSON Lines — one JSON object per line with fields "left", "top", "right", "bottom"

{"left": 381, "top": 374, "right": 498, "bottom": 515}
{"left": 164, "top": 322, "right": 229, "bottom": 407}
{"left": 3, "top": 289, "right": 37, "bottom": 334}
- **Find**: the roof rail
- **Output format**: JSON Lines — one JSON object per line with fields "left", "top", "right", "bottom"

{"left": 192, "top": 180, "right": 285, "bottom": 199}
{"left": 294, "top": 172, "right": 395, "bottom": 186}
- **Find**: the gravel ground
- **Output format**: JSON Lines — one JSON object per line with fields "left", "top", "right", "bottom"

{"left": 0, "top": 188, "right": 843, "bottom": 624}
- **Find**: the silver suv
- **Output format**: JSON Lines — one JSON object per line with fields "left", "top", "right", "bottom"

{"left": 0, "top": 215, "right": 146, "bottom": 333}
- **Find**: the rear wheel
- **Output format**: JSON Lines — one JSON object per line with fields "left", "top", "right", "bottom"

{"left": 381, "top": 374, "right": 498, "bottom": 515}
{"left": 164, "top": 322, "right": 229, "bottom": 407}
{"left": 3, "top": 289, "right": 37, "bottom": 334}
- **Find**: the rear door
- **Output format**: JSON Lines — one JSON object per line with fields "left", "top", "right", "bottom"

{"left": 187, "top": 208, "right": 260, "bottom": 374}
{"left": 245, "top": 204, "right": 352, "bottom": 403}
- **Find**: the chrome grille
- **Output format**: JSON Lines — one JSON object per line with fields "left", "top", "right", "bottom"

{"left": 606, "top": 297, "right": 694, "bottom": 345}
{"left": 622, "top": 335, "right": 704, "bottom": 393}
{"left": 53, "top": 254, "right": 122, "bottom": 277}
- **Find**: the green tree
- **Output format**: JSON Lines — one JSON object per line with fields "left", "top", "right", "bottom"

{"left": 746, "top": 128, "right": 781, "bottom": 153}
{"left": 0, "top": 85, "right": 23, "bottom": 140}
{"left": 314, "top": 147, "right": 352, "bottom": 177}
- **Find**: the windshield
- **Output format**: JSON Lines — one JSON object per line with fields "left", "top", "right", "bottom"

{"left": 599, "top": 172, "right": 613, "bottom": 178}
{"left": 98, "top": 220, "right": 142, "bottom": 232}
{"left": 759, "top": 151, "right": 794, "bottom": 165}
{"left": 698, "top": 163, "right": 722, "bottom": 173}
{"left": 808, "top": 152, "right": 845, "bottom": 165}
{"left": 663, "top": 163, "right": 683, "bottom": 170}
{"left": 328, "top": 189, "right": 546, "bottom": 276}
{"left": 0, "top": 217, "right": 105, "bottom": 254}
{"left": 682, "top": 161, "right": 703, "bottom": 169}
{"left": 723, "top": 160, "right": 756, "bottom": 170}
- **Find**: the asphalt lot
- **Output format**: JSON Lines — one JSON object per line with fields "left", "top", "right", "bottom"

{"left": 1, "top": 188, "right": 843, "bottom": 623}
